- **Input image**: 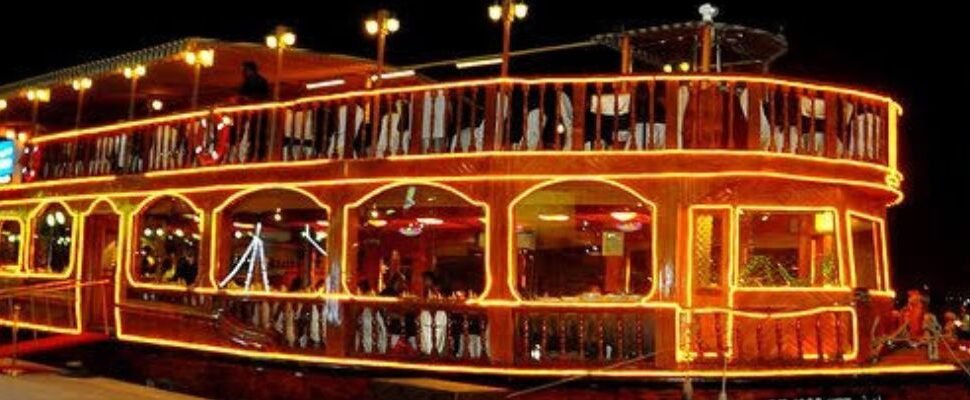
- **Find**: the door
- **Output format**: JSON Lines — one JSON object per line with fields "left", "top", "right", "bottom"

{"left": 81, "top": 204, "right": 120, "bottom": 334}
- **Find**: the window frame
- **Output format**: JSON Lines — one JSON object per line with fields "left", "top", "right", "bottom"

{"left": 733, "top": 206, "right": 846, "bottom": 290}
{"left": 25, "top": 201, "right": 77, "bottom": 279}
{"left": 845, "top": 210, "right": 891, "bottom": 292}
{"left": 128, "top": 194, "right": 206, "bottom": 290}
{"left": 509, "top": 179, "right": 658, "bottom": 303}
{"left": 0, "top": 216, "right": 25, "bottom": 275}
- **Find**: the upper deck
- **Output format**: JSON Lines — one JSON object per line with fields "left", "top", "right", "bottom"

{"left": 1, "top": 73, "right": 901, "bottom": 200}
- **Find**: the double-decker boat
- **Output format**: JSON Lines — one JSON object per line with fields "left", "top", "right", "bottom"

{"left": 0, "top": 4, "right": 964, "bottom": 394}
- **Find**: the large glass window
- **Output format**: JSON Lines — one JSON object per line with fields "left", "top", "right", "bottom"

{"left": 849, "top": 214, "right": 887, "bottom": 290}
{"left": 135, "top": 196, "right": 202, "bottom": 285}
{"left": 737, "top": 210, "right": 839, "bottom": 287}
{"left": 220, "top": 189, "right": 329, "bottom": 292}
{"left": 514, "top": 181, "right": 653, "bottom": 300}
{"left": 31, "top": 204, "right": 73, "bottom": 274}
{"left": 351, "top": 185, "right": 485, "bottom": 299}
{"left": 0, "top": 220, "right": 21, "bottom": 271}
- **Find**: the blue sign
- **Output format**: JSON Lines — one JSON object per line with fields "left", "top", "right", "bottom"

{"left": 0, "top": 140, "right": 14, "bottom": 183}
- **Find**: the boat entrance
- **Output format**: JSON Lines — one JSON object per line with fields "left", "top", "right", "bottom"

{"left": 80, "top": 202, "right": 120, "bottom": 334}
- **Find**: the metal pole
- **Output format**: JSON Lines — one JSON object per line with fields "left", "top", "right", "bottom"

{"left": 127, "top": 77, "right": 139, "bottom": 120}
{"left": 500, "top": 0, "right": 513, "bottom": 77}
{"left": 267, "top": 46, "right": 283, "bottom": 161}
{"left": 75, "top": 89, "right": 86, "bottom": 129}
{"left": 375, "top": 30, "right": 387, "bottom": 87}
{"left": 190, "top": 63, "right": 202, "bottom": 110}
{"left": 3, "top": 304, "right": 23, "bottom": 376}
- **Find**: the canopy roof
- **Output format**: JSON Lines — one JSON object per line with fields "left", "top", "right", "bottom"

{"left": 592, "top": 21, "right": 787, "bottom": 71}
{"left": 0, "top": 38, "right": 419, "bottom": 132}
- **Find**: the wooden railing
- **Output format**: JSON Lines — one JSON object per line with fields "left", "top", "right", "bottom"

{"left": 514, "top": 306, "right": 665, "bottom": 368}
{"left": 686, "top": 308, "right": 856, "bottom": 365}
{"left": 348, "top": 299, "right": 489, "bottom": 363}
{"left": 23, "top": 75, "right": 897, "bottom": 182}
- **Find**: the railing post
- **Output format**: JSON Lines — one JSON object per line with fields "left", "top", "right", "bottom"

{"left": 664, "top": 81, "right": 679, "bottom": 149}
{"left": 746, "top": 83, "right": 763, "bottom": 151}
{"left": 2, "top": 305, "right": 22, "bottom": 376}
{"left": 824, "top": 92, "right": 839, "bottom": 158}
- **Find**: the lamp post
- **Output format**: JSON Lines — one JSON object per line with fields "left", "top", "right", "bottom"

{"left": 71, "top": 77, "right": 93, "bottom": 129}
{"left": 265, "top": 26, "right": 296, "bottom": 161}
{"left": 488, "top": 0, "right": 528, "bottom": 77}
{"left": 184, "top": 49, "right": 215, "bottom": 110}
{"left": 364, "top": 9, "right": 400, "bottom": 87}
{"left": 265, "top": 26, "right": 296, "bottom": 102}
{"left": 25, "top": 88, "right": 51, "bottom": 133}
{"left": 123, "top": 65, "right": 147, "bottom": 120}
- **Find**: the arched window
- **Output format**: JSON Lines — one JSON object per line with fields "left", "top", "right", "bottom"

{"left": 31, "top": 204, "right": 73, "bottom": 274}
{"left": 350, "top": 184, "right": 485, "bottom": 298}
{"left": 0, "top": 219, "right": 22, "bottom": 271}
{"left": 513, "top": 181, "right": 654, "bottom": 300}
{"left": 737, "top": 209, "right": 840, "bottom": 287}
{"left": 219, "top": 189, "right": 329, "bottom": 292}
{"left": 134, "top": 196, "right": 202, "bottom": 285}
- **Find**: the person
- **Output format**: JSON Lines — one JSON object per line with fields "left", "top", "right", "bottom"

{"left": 139, "top": 245, "right": 158, "bottom": 279}
{"left": 174, "top": 253, "right": 198, "bottom": 286}
{"left": 959, "top": 304, "right": 970, "bottom": 340}
{"left": 922, "top": 313, "right": 942, "bottom": 361}
{"left": 238, "top": 61, "right": 270, "bottom": 102}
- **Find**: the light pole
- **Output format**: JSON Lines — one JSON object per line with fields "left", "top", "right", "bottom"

{"left": 265, "top": 26, "right": 296, "bottom": 102}
{"left": 265, "top": 26, "right": 296, "bottom": 160}
{"left": 488, "top": 0, "right": 528, "bottom": 77}
{"left": 71, "top": 77, "right": 93, "bottom": 128}
{"left": 184, "top": 48, "right": 215, "bottom": 110}
{"left": 364, "top": 9, "right": 400, "bottom": 87}
{"left": 123, "top": 65, "right": 147, "bottom": 120}
{"left": 25, "top": 88, "right": 51, "bottom": 132}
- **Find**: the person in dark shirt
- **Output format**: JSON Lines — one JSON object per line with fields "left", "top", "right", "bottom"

{"left": 174, "top": 253, "right": 198, "bottom": 286}
{"left": 238, "top": 61, "right": 270, "bottom": 102}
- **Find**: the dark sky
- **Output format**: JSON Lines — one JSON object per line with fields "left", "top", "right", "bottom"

{"left": 1, "top": 1, "right": 964, "bottom": 296}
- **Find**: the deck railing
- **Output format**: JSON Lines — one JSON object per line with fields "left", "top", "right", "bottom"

{"left": 23, "top": 75, "right": 898, "bottom": 182}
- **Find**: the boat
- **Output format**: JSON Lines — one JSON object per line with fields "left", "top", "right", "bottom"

{"left": 0, "top": 4, "right": 964, "bottom": 390}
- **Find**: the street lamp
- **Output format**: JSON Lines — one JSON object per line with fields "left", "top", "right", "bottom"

{"left": 184, "top": 48, "right": 215, "bottom": 110}
{"left": 123, "top": 65, "right": 147, "bottom": 120}
{"left": 71, "top": 77, "right": 93, "bottom": 128}
{"left": 0, "top": 99, "right": 7, "bottom": 112}
{"left": 364, "top": 9, "right": 400, "bottom": 86}
{"left": 24, "top": 88, "right": 51, "bottom": 131}
{"left": 265, "top": 25, "right": 296, "bottom": 102}
{"left": 488, "top": 0, "right": 528, "bottom": 77}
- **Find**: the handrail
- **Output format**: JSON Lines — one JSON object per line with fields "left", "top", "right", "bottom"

{"left": 0, "top": 279, "right": 109, "bottom": 300}
{"left": 19, "top": 74, "right": 900, "bottom": 185}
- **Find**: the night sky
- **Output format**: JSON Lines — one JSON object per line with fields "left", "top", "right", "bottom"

{"left": 1, "top": 1, "right": 963, "bottom": 299}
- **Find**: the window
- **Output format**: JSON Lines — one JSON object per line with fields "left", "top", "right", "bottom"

{"left": 691, "top": 208, "right": 730, "bottom": 291}
{"left": 0, "top": 220, "right": 21, "bottom": 271}
{"left": 31, "top": 204, "right": 73, "bottom": 274}
{"left": 848, "top": 214, "right": 887, "bottom": 290}
{"left": 219, "top": 189, "right": 329, "bottom": 292}
{"left": 514, "top": 181, "right": 653, "bottom": 300}
{"left": 134, "top": 196, "right": 202, "bottom": 285}
{"left": 350, "top": 184, "right": 485, "bottom": 298}
{"left": 737, "top": 209, "right": 839, "bottom": 287}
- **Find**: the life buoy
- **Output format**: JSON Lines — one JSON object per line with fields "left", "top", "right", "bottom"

{"left": 197, "top": 116, "right": 233, "bottom": 166}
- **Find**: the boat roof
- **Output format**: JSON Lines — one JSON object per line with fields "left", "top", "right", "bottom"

{"left": 592, "top": 21, "right": 787, "bottom": 71}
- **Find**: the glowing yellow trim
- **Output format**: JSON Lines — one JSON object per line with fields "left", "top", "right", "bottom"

{"left": 341, "top": 181, "right": 490, "bottom": 301}
{"left": 136, "top": 149, "right": 897, "bottom": 179}
{"left": 114, "top": 330, "right": 949, "bottom": 378}
{"left": 0, "top": 170, "right": 904, "bottom": 208}
{"left": 888, "top": 103, "right": 902, "bottom": 171}
{"left": 126, "top": 193, "right": 207, "bottom": 291}
{"left": 846, "top": 210, "right": 893, "bottom": 293}
{"left": 0, "top": 216, "right": 26, "bottom": 275}
{"left": 0, "top": 176, "right": 116, "bottom": 193}
{"left": 506, "top": 178, "right": 659, "bottom": 303}
{"left": 209, "top": 186, "right": 333, "bottom": 296}
{"left": 686, "top": 205, "right": 733, "bottom": 308}
{"left": 19, "top": 201, "right": 78, "bottom": 279}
